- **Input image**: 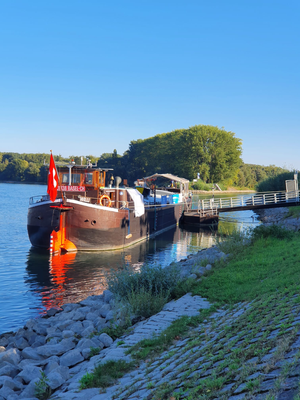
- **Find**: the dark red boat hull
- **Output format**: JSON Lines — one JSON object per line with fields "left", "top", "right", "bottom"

{"left": 27, "top": 200, "right": 183, "bottom": 251}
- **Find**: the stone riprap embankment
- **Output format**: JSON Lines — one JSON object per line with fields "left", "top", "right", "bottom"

{"left": 0, "top": 246, "right": 225, "bottom": 400}
{"left": 255, "top": 207, "right": 300, "bottom": 231}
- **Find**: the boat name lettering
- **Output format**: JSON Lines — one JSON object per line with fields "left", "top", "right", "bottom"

{"left": 58, "top": 186, "right": 85, "bottom": 192}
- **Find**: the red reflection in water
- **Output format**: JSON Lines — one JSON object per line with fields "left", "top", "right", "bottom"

{"left": 41, "top": 253, "right": 76, "bottom": 311}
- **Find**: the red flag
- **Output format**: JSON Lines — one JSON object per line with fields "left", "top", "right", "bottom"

{"left": 47, "top": 153, "right": 58, "bottom": 202}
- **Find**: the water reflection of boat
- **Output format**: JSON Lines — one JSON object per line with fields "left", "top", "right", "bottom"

{"left": 179, "top": 222, "right": 218, "bottom": 233}
{"left": 25, "top": 227, "right": 179, "bottom": 312}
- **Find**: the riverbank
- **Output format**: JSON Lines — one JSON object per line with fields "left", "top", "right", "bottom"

{"left": 254, "top": 206, "right": 300, "bottom": 231}
{"left": 1, "top": 209, "right": 300, "bottom": 399}
{"left": 0, "top": 246, "right": 226, "bottom": 400}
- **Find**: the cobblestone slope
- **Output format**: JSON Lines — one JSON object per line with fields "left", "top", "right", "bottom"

{"left": 52, "top": 291, "right": 300, "bottom": 400}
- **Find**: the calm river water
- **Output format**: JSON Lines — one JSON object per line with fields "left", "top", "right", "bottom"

{"left": 0, "top": 183, "right": 260, "bottom": 335}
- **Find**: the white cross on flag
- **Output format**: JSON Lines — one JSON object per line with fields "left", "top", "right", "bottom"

{"left": 47, "top": 153, "right": 58, "bottom": 201}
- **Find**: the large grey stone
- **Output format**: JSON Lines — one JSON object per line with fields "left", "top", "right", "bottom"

{"left": 18, "top": 377, "right": 40, "bottom": 398}
{"left": 55, "top": 320, "right": 73, "bottom": 331}
{"left": 99, "top": 333, "right": 113, "bottom": 347}
{"left": 98, "top": 304, "right": 111, "bottom": 318}
{"left": 105, "top": 311, "right": 114, "bottom": 321}
{"left": 103, "top": 290, "right": 114, "bottom": 304}
{"left": 44, "top": 360, "right": 59, "bottom": 376}
{"left": 47, "top": 371, "right": 65, "bottom": 390}
{"left": 61, "top": 303, "right": 81, "bottom": 313}
{"left": 23, "top": 330, "right": 37, "bottom": 346}
{"left": 33, "top": 323, "right": 48, "bottom": 336}
{"left": 94, "top": 317, "right": 106, "bottom": 331}
{"left": 60, "top": 349, "right": 84, "bottom": 367}
{"left": 39, "top": 355, "right": 60, "bottom": 367}
{"left": 81, "top": 326, "right": 95, "bottom": 338}
{"left": 0, "top": 338, "right": 8, "bottom": 348}
{"left": 0, "top": 376, "right": 16, "bottom": 390}
{"left": 0, "top": 386, "right": 15, "bottom": 399}
{"left": 46, "top": 326, "right": 63, "bottom": 338}
{"left": 46, "top": 307, "right": 60, "bottom": 317}
{"left": 36, "top": 338, "right": 76, "bottom": 357}
{"left": 82, "top": 320, "right": 94, "bottom": 329}
{"left": 67, "top": 321, "right": 84, "bottom": 335}
{"left": 76, "top": 338, "right": 96, "bottom": 350}
{"left": 0, "top": 349, "right": 20, "bottom": 366}
{"left": 31, "top": 335, "right": 46, "bottom": 348}
{"left": 81, "top": 348, "right": 91, "bottom": 359}
{"left": 21, "top": 347, "right": 43, "bottom": 361}
{"left": 85, "top": 312, "right": 99, "bottom": 321}
{"left": 73, "top": 307, "right": 91, "bottom": 321}
{"left": 62, "top": 330, "right": 74, "bottom": 339}
{"left": 0, "top": 362, "right": 19, "bottom": 378}
{"left": 17, "top": 365, "right": 42, "bottom": 384}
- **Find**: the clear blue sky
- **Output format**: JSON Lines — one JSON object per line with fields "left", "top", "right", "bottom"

{"left": 0, "top": 1, "right": 299, "bottom": 170}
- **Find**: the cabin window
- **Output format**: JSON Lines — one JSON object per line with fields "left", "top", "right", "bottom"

{"left": 85, "top": 173, "right": 93, "bottom": 185}
{"left": 99, "top": 172, "right": 105, "bottom": 186}
{"left": 72, "top": 174, "right": 81, "bottom": 184}
{"left": 62, "top": 174, "right": 69, "bottom": 184}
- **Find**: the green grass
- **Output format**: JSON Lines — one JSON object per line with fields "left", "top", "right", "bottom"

{"left": 285, "top": 205, "right": 300, "bottom": 218}
{"left": 192, "top": 229, "right": 300, "bottom": 304}
{"left": 79, "top": 360, "right": 135, "bottom": 389}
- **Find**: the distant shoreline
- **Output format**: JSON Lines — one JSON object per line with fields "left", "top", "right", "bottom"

{"left": 0, "top": 181, "right": 255, "bottom": 192}
{"left": 190, "top": 189, "right": 256, "bottom": 194}
{"left": 0, "top": 181, "right": 46, "bottom": 185}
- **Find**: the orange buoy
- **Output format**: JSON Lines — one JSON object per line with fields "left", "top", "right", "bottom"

{"left": 99, "top": 194, "right": 112, "bottom": 207}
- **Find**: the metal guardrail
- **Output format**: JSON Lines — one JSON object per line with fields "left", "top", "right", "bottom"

{"left": 196, "top": 190, "right": 300, "bottom": 211}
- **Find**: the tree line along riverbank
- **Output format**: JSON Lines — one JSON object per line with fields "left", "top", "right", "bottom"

{"left": 0, "top": 125, "right": 294, "bottom": 191}
{"left": 0, "top": 206, "right": 300, "bottom": 399}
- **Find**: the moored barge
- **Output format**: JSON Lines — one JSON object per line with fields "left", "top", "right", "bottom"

{"left": 27, "top": 162, "right": 189, "bottom": 253}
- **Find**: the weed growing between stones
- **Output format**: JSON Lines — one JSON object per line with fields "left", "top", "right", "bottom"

{"left": 79, "top": 359, "right": 136, "bottom": 389}
{"left": 34, "top": 371, "right": 51, "bottom": 400}
{"left": 127, "top": 306, "right": 218, "bottom": 361}
{"left": 89, "top": 346, "right": 101, "bottom": 358}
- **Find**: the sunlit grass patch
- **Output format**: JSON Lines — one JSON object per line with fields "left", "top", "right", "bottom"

{"left": 192, "top": 228, "right": 300, "bottom": 304}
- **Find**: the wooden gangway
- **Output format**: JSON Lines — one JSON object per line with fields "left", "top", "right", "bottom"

{"left": 197, "top": 190, "right": 300, "bottom": 213}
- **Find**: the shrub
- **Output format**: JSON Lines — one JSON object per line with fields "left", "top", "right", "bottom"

{"left": 107, "top": 264, "right": 181, "bottom": 300}
{"left": 189, "top": 179, "right": 213, "bottom": 191}
{"left": 34, "top": 372, "right": 51, "bottom": 400}
{"left": 107, "top": 263, "right": 181, "bottom": 319}
{"left": 127, "top": 286, "right": 170, "bottom": 318}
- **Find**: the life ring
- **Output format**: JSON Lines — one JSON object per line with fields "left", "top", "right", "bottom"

{"left": 99, "top": 194, "right": 112, "bottom": 207}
